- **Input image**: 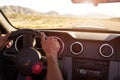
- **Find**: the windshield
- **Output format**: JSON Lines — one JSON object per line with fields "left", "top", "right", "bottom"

{"left": 0, "top": 0, "right": 120, "bottom": 31}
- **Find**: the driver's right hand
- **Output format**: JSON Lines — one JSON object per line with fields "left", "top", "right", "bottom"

{"left": 40, "top": 32, "right": 60, "bottom": 58}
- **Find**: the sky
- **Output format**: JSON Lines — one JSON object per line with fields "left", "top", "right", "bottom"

{"left": 0, "top": 0, "right": 120, "bottom": 17}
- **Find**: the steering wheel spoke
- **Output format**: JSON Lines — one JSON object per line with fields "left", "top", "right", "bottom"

{"left": 23, "top": 33, "right": 35, "bottom": 48}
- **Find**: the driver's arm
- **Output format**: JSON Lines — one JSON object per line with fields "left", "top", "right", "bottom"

{"left": 41, "top": 32, "right": 63, "bottom": 80}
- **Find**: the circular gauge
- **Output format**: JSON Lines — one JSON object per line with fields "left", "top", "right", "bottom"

{"left": 99, "top": 43, "right": 114, "bottom": 58}
{"left": 70, "top": 41, "right": 83, "bottom": 55}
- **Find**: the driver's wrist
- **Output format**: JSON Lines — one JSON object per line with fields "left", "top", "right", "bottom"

{"left": 46, "top": 53, "right": 58, "bottom": 61}
{"left": 47, "top": 55, "right": 58, "bottom": 65}
{"left": 45, "top": 51, "right": 58, "bottom": 57}
{"left": 46, "top": 54, "right": 58, "bottom": 59}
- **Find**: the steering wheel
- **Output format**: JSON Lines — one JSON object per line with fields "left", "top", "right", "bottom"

{"left": 8, "top": 29, "right": 64, "bottom": 80}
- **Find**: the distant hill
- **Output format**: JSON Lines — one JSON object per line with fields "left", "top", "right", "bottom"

{"left": 0, "top": 5, "right": 43, "bottom": 15}
{"left": 0, "top": 5, "right": 60, "bottom": 16}
{"left": 46, "top": 11, "right": 59, "bottom": 16}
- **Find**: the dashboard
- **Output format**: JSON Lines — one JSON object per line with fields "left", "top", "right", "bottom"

{"left": 44, "top": 30, "right": 120, "bottom": 80}
{"left": 2, "top": 29, "right": 120, "bottom": 80}
{"left": 43, "top": 30, "right": 120, "bottom": 60}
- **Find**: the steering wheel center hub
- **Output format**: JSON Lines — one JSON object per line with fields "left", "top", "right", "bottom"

{"left": 15, "top": 47, "right": 41, "bottom": 75}
{"left": 20, "top": 57, "right": 31, "bottom": 67}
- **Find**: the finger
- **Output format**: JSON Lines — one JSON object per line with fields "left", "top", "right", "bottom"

{"left": 41, "top": 32, "right": 46, "bottom": 42}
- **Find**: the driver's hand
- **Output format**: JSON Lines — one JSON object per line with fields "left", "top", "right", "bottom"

{"left": 0, "top": 33, "right": 10, "bottom": 49}
{"left": 41, "top": 32, "right": 60, "bottom": 58}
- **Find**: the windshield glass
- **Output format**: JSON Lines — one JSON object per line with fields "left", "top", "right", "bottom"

{"left": 0, "top": 0, "right": 120, "bottom": 31}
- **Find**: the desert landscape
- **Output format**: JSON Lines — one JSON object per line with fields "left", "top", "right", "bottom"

{"left": 1, "top": 5, "right": 120, "bottom": 31}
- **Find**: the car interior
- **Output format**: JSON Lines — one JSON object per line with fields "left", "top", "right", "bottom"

{"left": 0, "top": 0, "right": 120, "bottom": 80}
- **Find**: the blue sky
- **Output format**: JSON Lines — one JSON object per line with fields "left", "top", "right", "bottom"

{"left": 0, "top": 0, "right": 120, "bottom": 17}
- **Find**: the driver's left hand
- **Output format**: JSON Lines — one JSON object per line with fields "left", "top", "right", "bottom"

{"left": 0, "top": 33, "right": 10, "bottom": 49}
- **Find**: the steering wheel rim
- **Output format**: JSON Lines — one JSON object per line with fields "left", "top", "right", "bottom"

{"left": 9, "top": 29, "right": 41, "bottom": 48}
{"left": 8, "top": 29, "right": 46, "bottom": 80}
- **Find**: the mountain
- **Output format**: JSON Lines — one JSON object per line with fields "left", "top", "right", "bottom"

{"left": 0, "top": 5, "right": 43, "bottom": 15}
{"left": 46, "top": 11, "right": 59, "bottom": 16}
{"left": 0, "top": 5, "right": 60, "bottom": 16}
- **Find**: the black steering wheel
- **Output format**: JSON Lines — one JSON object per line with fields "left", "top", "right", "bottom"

{"left": 8, "top": 29, "right": 64, "bottom": 80}
{"left": 9, "top": 29, "right": 46, "bottom": 80}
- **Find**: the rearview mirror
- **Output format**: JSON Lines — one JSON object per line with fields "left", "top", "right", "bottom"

{"left": 71, "top": 0, "right": 120, "bottom": 6}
